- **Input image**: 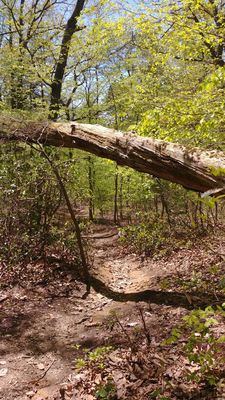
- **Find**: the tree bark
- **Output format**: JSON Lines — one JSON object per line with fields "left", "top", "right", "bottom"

{"left": 49, "top": 0, "right": 85, "bottom": 120}
{"left": 114, "top": 165, "right": 118, "bottom": 223}
{"left": 1, "top": 120, "right": 225, "bottom": 195}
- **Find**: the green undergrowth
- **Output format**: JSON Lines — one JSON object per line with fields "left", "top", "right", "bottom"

{"left": 119, "top": 218, "right": 171, "bottom": 256}
{"left": 159, "top": 263, "right": 225, "bottom": 297}
{"left": 119, "top": 217, "right": 210, "bottom": 258}
{"left": 163, "top": 305, "right": 225, "bottom": 387}
{"left": 71, "top": 305, "right": 225, "bottom": 399}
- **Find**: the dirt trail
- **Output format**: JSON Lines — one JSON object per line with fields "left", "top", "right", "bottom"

{"left": 0, "top": 225, "right": 222, "bottom": 399}
{"left": 0, "top": 225, "right": 166, "bottom": 400}
{"left": 0, "top": 227, "right": 175, "bottom": 400}
{"left": 90, "top": 230, "right": 178, "bottom": 293}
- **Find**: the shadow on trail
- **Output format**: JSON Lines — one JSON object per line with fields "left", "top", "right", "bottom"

{"left": 0, "top": 307, "right": 62, "bottom": 356}
{"left": 1, "top": 265, "right": 224, "bottom": 358}
{"left": 47, "top": 257, "right": 225, "bottom": 309}
{"left": 0, "top": 312, "right": 31, "bottom": 337}
{"left": 88, "top": 275, "right": 225, "bottom": 310}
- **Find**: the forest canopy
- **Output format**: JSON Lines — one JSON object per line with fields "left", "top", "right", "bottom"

{"left": 0, "top": 0, "right": 224, "bottom": 146}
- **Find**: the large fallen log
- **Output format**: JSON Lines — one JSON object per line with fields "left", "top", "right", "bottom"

{"left": 1, "top": 119, "right": 225, "bottom": 195}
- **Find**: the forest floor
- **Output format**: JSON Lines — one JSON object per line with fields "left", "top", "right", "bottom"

{"left": 0, "top": 222, "right": 225, "bottom": 400}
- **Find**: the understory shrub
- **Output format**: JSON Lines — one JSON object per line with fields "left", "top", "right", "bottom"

{"left": 119, "top": 217, "right": 172, "bottom": 256}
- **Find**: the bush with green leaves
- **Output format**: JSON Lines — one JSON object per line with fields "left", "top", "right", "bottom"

{"left": 0, "top": 144, "right": 85, "bottom": 267}
{"left": 119, "top": 216, "right": 171, "bottom": 256}
{"left": 0, "top": 144, "right": 61, "bottom": 265}
{"left": 183, "top": 306, "right": 225, "bottom": 385}
{"left": 95, "top": 379, "right": 117, "bottom": 400}
{"left": 75, "top": 346, "right": 113, "bottom": 371}
{"left": 164, "top": 305, "right": 225, "bottom": 386}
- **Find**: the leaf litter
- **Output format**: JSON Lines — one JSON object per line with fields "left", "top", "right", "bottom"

{"left": 0, "top": 224, "right": 225, "bottom": 399}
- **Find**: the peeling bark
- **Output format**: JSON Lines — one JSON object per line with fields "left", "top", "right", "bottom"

{"left": 1, "top": 120, "right": 225, "bottom": 195}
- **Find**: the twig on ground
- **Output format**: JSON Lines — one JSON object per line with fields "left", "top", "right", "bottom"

{"left": 28, "top": 359, "right": 56, "bottom": 384}
{"left": 136, "top": 305, "right": 151, "bottom": 346}
{"left": 208, "top": 244, "right": 225, "bottom": 262}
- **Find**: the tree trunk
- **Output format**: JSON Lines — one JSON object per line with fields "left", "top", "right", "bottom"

{"left": 114, "top": 165, "right": 118, "bottom": 224}
{"left": 1, "top": 120, "right": 225, "bottom": 195}
{"left": 88, "top": 156, "right": 94, "bottom": 221}
{"left": 49, "top": 0, "right": 85, "bottom": 120}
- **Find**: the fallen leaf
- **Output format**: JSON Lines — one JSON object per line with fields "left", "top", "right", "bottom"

{"left": 94, "top": 374, "right": 102, "bottom": 385}
{"left": 0, "top": 295, "right": 8, "bottom": 303}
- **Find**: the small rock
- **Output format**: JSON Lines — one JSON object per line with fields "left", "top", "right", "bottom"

{"left": 127, "top": 322, "right": 139, "bottom": 327}
{"left": 86, "top": 322, "right": 99, "bottom": 327}
{"left": 26, "top": 390, "right": 36, "bottom": 398}
{"left": 0, "top": 368, "right": 8, "bottom": 376}
{"left": 37, "top": 363, "right": 45, "bottom": 370}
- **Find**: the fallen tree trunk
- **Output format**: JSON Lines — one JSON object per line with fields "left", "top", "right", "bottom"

{"left": 1, "top": 120, "right": 225, "bottom": 194}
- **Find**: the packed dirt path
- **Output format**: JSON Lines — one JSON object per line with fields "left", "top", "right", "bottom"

{"left": 0, "top": 224, "right": 224, "bottom": 399}
{"left": 0, "top": 224, "right": 175, "bottom": 400}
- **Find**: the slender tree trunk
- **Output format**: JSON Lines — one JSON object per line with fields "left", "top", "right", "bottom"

{"left": 16, "top": 0, "right": 26, "bottom": 109}
{"left": 38, "top": 146, "right": 90, "bottom": 295}
{"left": 88, "top": 156, "right": 94, "bottom": 221}
{"left": 9, "top": 22, "right": 16, "bottom": 109}
{"left": 109, "top": 84, "right": 119, "bottom": 131}
{"left": 119, "top": 173, "right": 123, "bottom": 220}
{"left": 114, "top": 165, "right": 118, "bottom": 224}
